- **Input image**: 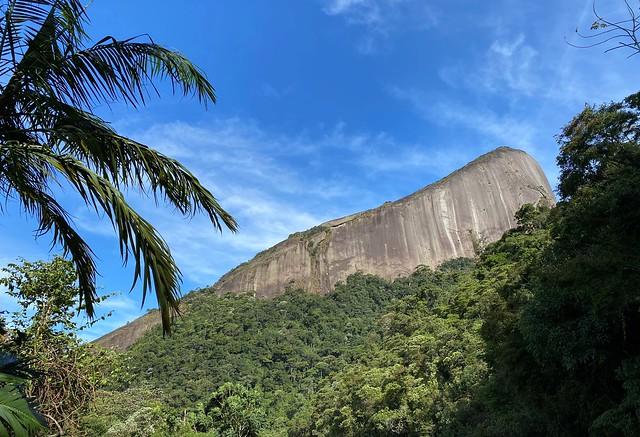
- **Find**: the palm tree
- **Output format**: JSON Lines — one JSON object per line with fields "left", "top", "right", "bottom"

{"left": 0, "top": 0, "right": 237, "bottom": 334}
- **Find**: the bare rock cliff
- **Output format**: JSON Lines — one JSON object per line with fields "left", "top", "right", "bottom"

{"left": 212, "top": 146, "right": 553, "bottom": 296}
{"left": 96, "top": 146, "right": 553, "bottom": 350}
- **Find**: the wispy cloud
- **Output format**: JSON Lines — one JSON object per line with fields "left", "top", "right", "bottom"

{"left": 77, "top": 293, "right": 142, "bottom": 341}
{"left": 437, "top": 2, "right": 637, "bottom": 107}
{"left": 387, "top": 84, "right": 560, "bottom": 185}
{"left": 390, "top": 86, "right": 538, "bottom": 150}
{"left": 322, "top": 0, "right": 438, "bottom": 54}
{"left": 146, "top": 188, "right": 327, "bottom": 284}
{"left": 484, "top": 34, "right": 539, "bottom": 96}
{"left": 323, "top": 0, "right": 437, "bottom": 28}
{"left": 74, "top": 118, "right": 463, "bottom": 293}
{"left": 387, "top": 0, "right": 640, "bottom": 190}
{"left": 260, "top": 83, "right": 295, "bottom": 99}
{"left": 439, "top": 33, "right": 540, "bottom": 99}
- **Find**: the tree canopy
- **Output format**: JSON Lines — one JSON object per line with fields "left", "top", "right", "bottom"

{"left": 75, "top": 91, "right": 640, "bottom": 436}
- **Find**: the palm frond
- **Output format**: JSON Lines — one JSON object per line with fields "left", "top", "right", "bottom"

{"left": 0, "top": 0, "right": 236, "bottom": 334}
{"left": 3, "top": 93, "right": 237, "bottom": 232}
{"left": 0, "top": 374, "right": 45, "bottom": 437}
{"left": 0, "top": 141, "right": 98, "bottom": 316}
{"left": 49, "top": 155, "right": 182, "bottom": 332}
{"left": 58, "top": 37, "right": 216, "bottom": 108}
{"left": 50, "top": 101, "right": 235, "bottom": 230}
{"left": 0, "top": 0, "right": 85, "bottom": 79}
{"left": 3, "top": 5, "right": 214, "bottom": 110}
{"left": 6, "top": 143, "right": 183, "bottom": 332}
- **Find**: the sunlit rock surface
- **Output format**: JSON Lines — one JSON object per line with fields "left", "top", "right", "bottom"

{"left": 212, "top": 146, "right": 553, "bottom": 296}
{"left": 96, "top": 146, "right": 553, "bottom": 350}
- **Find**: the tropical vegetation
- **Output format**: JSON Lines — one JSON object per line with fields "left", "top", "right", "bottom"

{"left": 2, "top": 0, "right": 640, "bottom": 436}
{"left": 0, "top": 0, "right": 236, "bottom": 335}
{"left": 74, "top": 91, "right": 640, "bottom": 435}
{"left": 0, "top": 257, "right": 128, "bottom": 434}
{"left": 1, "top": 91, "right": 639, "bottom": 434}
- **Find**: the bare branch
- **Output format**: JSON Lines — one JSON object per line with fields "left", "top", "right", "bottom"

{"left": 571, "top": 0, "right": 640, "bottom": 55}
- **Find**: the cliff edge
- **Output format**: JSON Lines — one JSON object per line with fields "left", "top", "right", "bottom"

{"left": 96, "top": 146, "right": 553, "bottom": 350}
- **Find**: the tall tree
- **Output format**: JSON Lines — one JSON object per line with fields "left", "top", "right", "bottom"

{"left": 461, "top": 93, "right": 640, "bottom": 436}
{"left": 0, "top": 0, "right": 237, "bottom": 333}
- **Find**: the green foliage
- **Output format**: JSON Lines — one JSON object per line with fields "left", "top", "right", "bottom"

{"left": 2, "top": 257, "right": 88, "bottom": 335}
{"left": 97, "top": 262, "right": 477, "bottom": 436}
{"left": 86, "top": 91, "right": 640, "bottom": 434}
{"left": 127, "top": 272, "right": 398, "bottom": 416}
{"left": 1, "top": 256, "right": 130, "bottom": 435}
{"left": 0, "top": 374, "right": 44, "bottom": 437}
{"left": 202, "top": 383, "right": 266, "bottom": 436}
{"left": 302, "top": 261, "right": 485, "bottom": 437}
{"left": 76, "top": 92, "right": 640, "bottom": 435}
{"left": 80, "top": 383, "right": 267, "bottom": 437}
{"left": 0, "top": 0, "right": 236, "bottom": 334}
{"left": 80, "top": 386, "right": 175, "bottom": 437}
{"left": 454, "top": 93, "right": 640, "bottom": 436}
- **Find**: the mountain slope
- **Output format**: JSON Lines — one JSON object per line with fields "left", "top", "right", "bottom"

{"left": 96, "top": 146, "right": 553, "bottom": 350}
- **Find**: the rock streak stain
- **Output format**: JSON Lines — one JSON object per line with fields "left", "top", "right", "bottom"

{"left": 96, "top": 146, "right": 554, "bottom": 350}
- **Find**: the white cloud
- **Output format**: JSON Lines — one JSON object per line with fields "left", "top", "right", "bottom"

{"left": 485, "top": 35, "right": 539, "bottom": 95}
{"left": 433, "top": 104, "right": 537, "bottom": 150}
{"left": 415, "top": 1, "right": 639, "bottom": 188}
{"left": 73, "top": 118, "right": 461, "bottom": 290}
{"left": 260, "top": 83, "right": 295, "bottom": 99}
{"left": 101, "top": 294, "right": 137, "bottom": 311}
{"left": 324, "top": 0, "right": 382, "bottom": 25}
{"left": 76, "top": 293, "right": 143, "bottom": 342}
{"left": 359, "top": 145, "right": 470, "bottom": 174}
{"left": 324, "top": 0, "right": 367, "bottom": 16}
{"left": 322, "top": 0, "right": 438, "bottom": 54}
{"left": 387, "top": 85, "right": 562, "bottom": 185}
{"left": 145, "top": 188, "right": 328, "bottom": 284}
{"left": 439, "top": 34, "right": 540, "bottom": 98}
{"left": 390, "top": 86, "right": 538, "bottom": 149}
{"left": 78, "top": 311, "right": 142, "bottom": 342}
{"left": 323, "top": 0, "right": 437, "bottom": 26}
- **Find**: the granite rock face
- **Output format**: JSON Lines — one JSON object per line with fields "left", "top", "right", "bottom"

{"left": 212, "top": 146, "right": 553, "bottom": 297}
{"left": 96, "top": 146, "right": 553, "bottom": 350}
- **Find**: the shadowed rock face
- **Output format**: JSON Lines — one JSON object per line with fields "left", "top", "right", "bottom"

{"left": 95, "top": 146, "right": 553, "bottom": 350}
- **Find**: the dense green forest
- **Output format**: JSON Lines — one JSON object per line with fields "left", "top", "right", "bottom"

{"left": 2, "top": 91, "right": 640, "bottom": 435}
{"left": 98, "top": 258, "right": 480, "bottom": 436}
{"left": 2, "top": 0, "right": 640, "bottom": 435}
{"left": 75, "top": 93, "right": 639, "bottom": 435}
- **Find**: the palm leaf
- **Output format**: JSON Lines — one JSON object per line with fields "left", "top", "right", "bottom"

{"left": 49, "top": 99, "right": 234, "bottom": 229}
{"left": 57, "top": 37, "right": 216, "bottom": 108}
{"left": 2, "top": 1, "right": 213, "bottom": 110}
{"left": 7, "top": 92, "right": 236, "bottom": 230}
{"left": 0, "top": 0, "right": 236, "bottom": 334}
{"left": 0, "top": 141, "right": 98, "bottom": 315}
{"left": 1, "top": 141, "right": 186, "bottom": 331}
{"left": 0, "top": 374, "right": 45, "bottom": 437}
{"left": 0, "top": 0, "right": 85, "bottom": 81}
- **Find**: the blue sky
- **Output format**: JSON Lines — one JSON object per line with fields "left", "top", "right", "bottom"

{"left": 1, "top": 0, "right": 638, "bottom": 340}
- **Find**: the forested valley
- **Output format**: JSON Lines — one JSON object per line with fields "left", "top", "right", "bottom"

{"left": 3, "top": 92, "right": 640, "bottom": 435}
{"left": 2, "top": 0, "right": 640, "bottom": 435}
